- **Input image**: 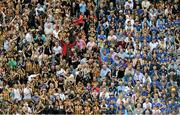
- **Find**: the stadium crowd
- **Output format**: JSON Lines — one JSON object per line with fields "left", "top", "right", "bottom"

{"left": 0, "top": 0, "right": 179, "bottom": 114}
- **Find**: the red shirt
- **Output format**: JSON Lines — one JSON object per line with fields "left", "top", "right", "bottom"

{"left": 73, "top": 15, "right": 84, "bottom": 25}
{"left": 60, "top": 40, "right": 77, "bottom": 57}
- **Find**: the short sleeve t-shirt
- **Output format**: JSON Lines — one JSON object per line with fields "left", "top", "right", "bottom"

{"left": 53, "top": 46, "right": 62, "bottom": 55}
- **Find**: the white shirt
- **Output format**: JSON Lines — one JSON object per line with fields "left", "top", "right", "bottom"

{"left": 108, "top": 35, "right": 117, "bottom": 41}
{"left": 125, "top": 18, "right": 134, "bottom": 26}
{"left": 143, "top": 102, "right": 152, "bottom": 109}
{"left": 56, "top": 68, "right": 65, "bottom": 77}
{"left": 44, "top": 27, "right": 53, "bottom": 35}
{"left": 125, "top": 25, "right": 134, "bottom": 31}
{"left": 134, "top": 72, "right": 144, "bottom": 82}
{"left": 25, "top": 33, "right": 33, "bottom": 43}
{"left": 143, "top": 76, "right": 152, "bottom": 84}
{"left": 13, "top": 88, "right": 22, "bottom": 101}
{"left": 99, "top": 91, "right": 110, "bottom": 99}
{"left": 53, "top": 46, "right": 62, "bottom": 55}
{"left": 149, "top": 41, "right": 158, "bottom": 51}
{"left": 53, "top": 30, "right": 60, "bottom": 39}
{"left": 59, "top": 93, "right": 66, "bottom": 101}
{"left": 23, "top": 87, "right": 32, "bottom": 100}
{"left": 3, "top": 40, "right": 9, "bottom": 51}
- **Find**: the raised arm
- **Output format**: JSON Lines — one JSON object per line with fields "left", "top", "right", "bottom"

{"left": 60, "top": 40, "right": 66, "bottom": 46}
{"left": 69, "top": 40, "right": 77, "bottom": 48}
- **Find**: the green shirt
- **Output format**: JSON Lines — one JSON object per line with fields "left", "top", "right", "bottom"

{"left": 8, "top": 60, "right": 17, "bottom": 69}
